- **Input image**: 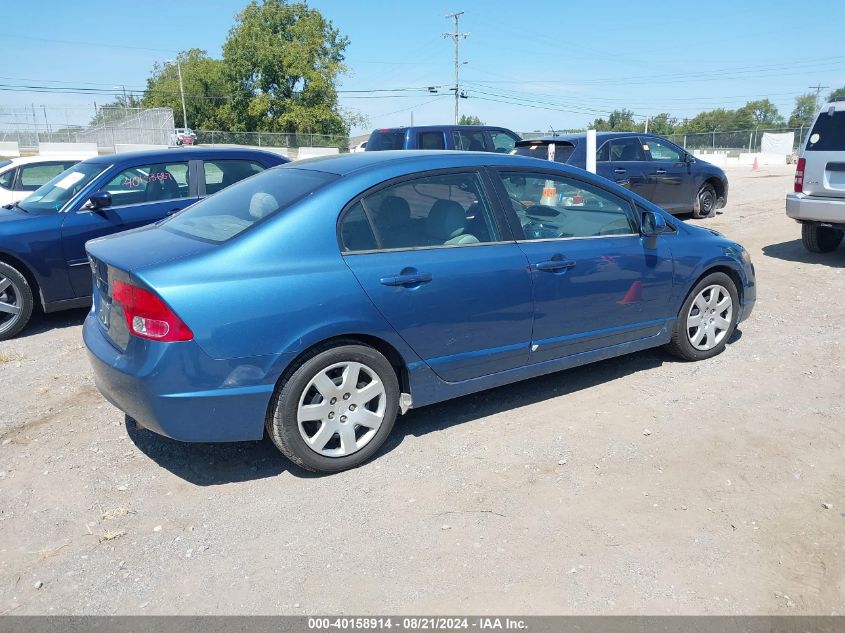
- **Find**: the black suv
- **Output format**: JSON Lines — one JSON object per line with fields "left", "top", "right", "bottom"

{"left": 366, "top": 125, "right": 521, "bottom": 154}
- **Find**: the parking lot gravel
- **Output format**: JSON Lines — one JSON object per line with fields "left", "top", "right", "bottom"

{"left": 1, "top": 164, "right": 843, "bottom": 615}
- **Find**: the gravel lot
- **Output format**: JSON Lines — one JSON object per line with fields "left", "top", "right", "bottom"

{"left": 1, "top": 165, "right": 843, "bottom": 615}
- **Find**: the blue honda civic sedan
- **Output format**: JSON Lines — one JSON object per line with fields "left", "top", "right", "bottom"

{"left": 84, "top": 151, "right": 756, "bottom": 472}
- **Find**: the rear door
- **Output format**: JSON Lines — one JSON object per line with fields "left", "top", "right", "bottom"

{"left": 339, "top": 169, "right": 533, "bottom": 382}
{"left": 803, "top": 106, "right": 845, "bottom": 199}
{"left": 452, "top": 129, "right": 488, "bottom": 152}
{"left": 597, "top": 136, "right": 653, "bottom": 200}
{"left": 642, "top": 136, "right": 693, "bottom": 212}
{"left": 493, "top": 168, "right": 675, "bottom": 362}
{"left": 61, "top": 159, "right": 198, "bottom": 296}
{"left": 417, "top": 131, "right": 447, "bottom": 150}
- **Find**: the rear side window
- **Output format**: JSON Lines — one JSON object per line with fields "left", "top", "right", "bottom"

{"left": 452, "top": 130, "right": 486, "bottom": 151}
{"left": 367, "top": 130, "right": 406, "bottom": 151}
{"left": 340, "top": 172, "right": 499, "bottom": 252}
{"left": 606, "top": 137, "right": 646, "bottom": 161}
{"left": 512, "top": 143, "right": 575, "bottom": 163}
{"left": 163, "top": 168, "right": 336, "bottom": 243}
{"left": 203, "top": 159, "right": 265, "bottom": 195}
{"left": 806, "top": 111, "right": 845, "bottom": 151}
{"left": 418, "top": 132, "right": 445, "bottom": 150}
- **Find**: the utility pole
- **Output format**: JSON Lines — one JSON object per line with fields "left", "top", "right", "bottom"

{"left": 443, "top": 11, "right": 469, "bottom": 125}
{"left": 809, "top": 83, "right": 829, "bottom": 110}
{"left": 167, "top": 59, "right": 188, "bottom": 129}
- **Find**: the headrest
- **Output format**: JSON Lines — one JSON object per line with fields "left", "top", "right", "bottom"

{"left": 248, "top": 192, "right": 278, "bottom": 220}
{"left": 375, "top": 195, "right": 411, "bottom": 228}
{"left": 426, "top": 200, "right": 466, "bottom": 240}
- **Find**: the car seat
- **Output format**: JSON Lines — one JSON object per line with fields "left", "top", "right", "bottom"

{"left": 248, "top": 192, "right": 279, "bottom": 220}
{"left": 373, "top": 195, "right": 414, "bottom": 248}
{"left": 146, "top": 168, "right": 181, "bottom": 201}
{"left": 425, "top": 200, "right": 479, "bottom": 246}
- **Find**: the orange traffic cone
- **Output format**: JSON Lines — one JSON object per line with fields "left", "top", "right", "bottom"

{"left": 540, "top": 180, "right": 557, "bottom": 206}
{"left": 752, "top": 157, "right": 759, "bottom": 172}
{"left": 617, "top": 280, "right": 643, "bottom": 305}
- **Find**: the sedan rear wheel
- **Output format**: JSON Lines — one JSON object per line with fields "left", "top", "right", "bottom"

{"left": 666, "top": 272, "right": 739, "bottom": 361}
{"left": 0, "top": 262, "right": 34, "bottom": 341}
{"left": 267, "top": 343, "right": 399, "bottom": 473}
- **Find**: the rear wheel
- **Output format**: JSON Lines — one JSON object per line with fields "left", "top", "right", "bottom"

{"left": 266, "top": 343, "right": 399, "bottom": 473}
{"left": 692, "top": 183, "right": 717, "bottom": 219}
{"left": 0, "top": 261, "right": 34, "bottom": 341}
{"left": 801, "top": 223, "right": 843, "bottom": 253}
{"left": 666, "top": 272, "right": 739, "bottom": 361}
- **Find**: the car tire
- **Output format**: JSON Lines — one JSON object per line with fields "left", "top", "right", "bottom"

{"left": 266, "top": 342, "right": 400, "bottom": 473}
{"left": 692, "top": 183, "right": 717, "bottom": 219}
{"left": 801, "top": 223, "right": 843, "bottom": 253}
{"left": 0, "top": 261, "right": 34, "bottom": 341}
{"left": 665, "top": 272, "right": 739, "bottom": 362}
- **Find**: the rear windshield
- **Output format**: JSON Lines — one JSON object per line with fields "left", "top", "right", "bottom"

{"left": 366, "top": 130, "right": 406, "bottom": 151}
{"left": 511, "top": 143, "right": 576, "bottom": 163}
{"left": 806, "top": 111, "right": 845, "bottom": 152}
{"left": 162, "top": 167, "right": 337, "bottom": 243}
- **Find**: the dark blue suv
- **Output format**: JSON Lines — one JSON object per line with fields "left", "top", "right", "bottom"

{"left": 513, "top": 133, "right": 728, "bottom": 218}
{"left": 0, "top": 147, "right": 287, "bottom": 339}
{"left": 366, "top": 125, "right": 521, "bottom": 153}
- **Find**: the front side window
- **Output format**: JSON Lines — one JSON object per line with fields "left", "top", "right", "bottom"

{"left": 100, "top": 162, "right": 190, "bottom": 206}
{"left": 340, "top": 171, "right": 499, "bottom": 252}
{"left": 644, "top": 138, "right": 682, "bottom": 162}
{"left": 607, "top": 137, "right": 646, "bottom": 162}
{"left": 17, "top": 162, "right": 70, "bottom": 192}
{"left": 418, "top": 132, "right": 445, "bottom": 150}
{"left": 203, "top": 159, "right": 265, "bottom": 195}
{"left": 452, "top": 130, "right": 486, "bottom": 151}
{"left": 498, "top": 171, "right": 636, "bottom": 240}
{"left": 20, "top": 163, "right": 106, "bottom": 212}
{"left": 0, "top": 167, "right": 15, "bottom": 190}
{"left": 489, "top": 131, "right": 518, "bottom": 153}
{"left": 163, "top": 167, "right": 336, "bottom": 243}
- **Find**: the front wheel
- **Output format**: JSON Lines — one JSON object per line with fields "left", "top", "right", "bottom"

{"left": 266, "top": 343, "right": 400, "bottom": 473}
{"left": 801, "top": 223, "right": 843, "bottom": 253}
{"left": 692, "top": 183, "right": 717, "bottom": 219}
{"left": 666, "top": 272, "right": 739, "bottom": 361}
{"left": 0, "top": 261, "right": 34, "bottom": 341}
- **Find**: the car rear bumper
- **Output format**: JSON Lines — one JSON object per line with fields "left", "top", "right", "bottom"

{"left": 786, "top": 192, "right": 845, "bottom": 225}
{"left": 84, "top": 313, "right": 284, "bottom": 442}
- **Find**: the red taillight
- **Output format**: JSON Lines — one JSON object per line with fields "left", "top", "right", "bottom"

{"left": 794, "top": 157, "right": 806, "bottom": 193}
{"left": 112, "top": 279, "right": 193, "bottom": 342}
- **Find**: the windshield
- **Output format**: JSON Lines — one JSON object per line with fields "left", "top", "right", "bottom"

{"left": 366, "top": 130, "right": 406, "bottom": 151}
{"left": 511, "top": 143, "right": 576, "bottom": 163}
{"left": 162, "top": 167, "right": 337, "bottom": 242}
{"left": 20, "top": 163, "right": 106, "bottom": 212}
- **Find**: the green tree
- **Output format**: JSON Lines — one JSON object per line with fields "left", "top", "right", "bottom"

{"left": 458, "top": 114, "right": 483, "bottom": 125}
{"left": 828, "top": 86, "right": 845, "bottom": 102}
{"left": 588, "top": 109, "right": 636, "bottom": 131}
{"left": 643, "top": 112, "right": 676, "bottom": 136}
{"left": 222, "top": 0, "right": 350, "bottom": 135}
{"left": 789, "top": 93, "right": 819, "bottom": 127}
{"left": 677, "top": 108, "right": 742, "bottom": 133}
{"left": 736, "top": 99, "right": 784, "bottom": 127}
{"left": 142, "top": 49, "right": 230, "bottom": 129}
{"left": 89, "top": 94, "right": 143, "bottom": 126}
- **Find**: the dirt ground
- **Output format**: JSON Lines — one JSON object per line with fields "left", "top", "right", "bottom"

{"left": 1, "top": 165, "right": 843, "bottom": 615}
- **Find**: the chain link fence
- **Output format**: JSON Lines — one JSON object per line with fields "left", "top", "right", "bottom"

{"left": 196, "top": 130, "right": 349, "bottom": 149}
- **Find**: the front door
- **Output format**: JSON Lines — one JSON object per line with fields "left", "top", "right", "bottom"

{"left": 596, "top": 136, "right": 652, "bottom": 200}
{"left": 339, "top": 170, "right": 533, "bottom": 383}
{"left": 493, "top": 169, "right": 675, "bottom": 362}
{"left": 61, "top": 160, "right": 197, "bottom": 296}
{"left": 643, "top": 136, "right": 693, "bottom": 212}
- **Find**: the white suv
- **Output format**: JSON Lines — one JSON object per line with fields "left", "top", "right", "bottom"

{"left": 786, "top": 100, "right": 845, "bottom": 252}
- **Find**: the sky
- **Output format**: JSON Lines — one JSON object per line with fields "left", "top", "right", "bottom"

{"left": 1, "top": 0, "right": 844, "bottom": 136}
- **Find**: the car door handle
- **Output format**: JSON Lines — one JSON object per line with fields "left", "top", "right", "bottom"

{"left": 655, "top": 169, "right": 667, "bottom": 175}
{"left": 166, "top": 207, "right": 183, "bottom": 216}
{"left": 613, "top": 168, "right": 626, "bottom": 174}
{"left": 379, "top": 272, "right": 433, "bottom": 286}
{"left": 534, "top": 259, "right": 576, "bottom": 271}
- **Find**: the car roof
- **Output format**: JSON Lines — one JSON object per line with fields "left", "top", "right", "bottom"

{"left": 282, "top": 149, "right": 578, "bottom": 177}
{"left": 516, "top": 132, "right": 647, "bottom": 146}
{"left": 1, "top": 155, "right": 88, "bottom": 166}
{"left": 371, "top": 125, "right": 515, "bottom": 133}
{"left": 81, "top": 146, "right": 284, "bottom": 165}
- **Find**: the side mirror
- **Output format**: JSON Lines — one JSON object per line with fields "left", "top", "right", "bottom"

{"left": 684, "top": 153, "right": 696, "bottom": 164}
{"left": 88, "top": 192, "right": 112, "bottom": 209}
{"left": 641, "top": 210, "right": 668, "bottom": 237}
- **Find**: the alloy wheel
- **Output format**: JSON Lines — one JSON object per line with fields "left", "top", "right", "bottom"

{"left": 686, "top": 284, "right": 732, "bottom": 351}
{"left": 0, "top": 274, "right": 22, "bottom": 335}
{"left": 296, "top": 361, "right": 387, "bottom": 458}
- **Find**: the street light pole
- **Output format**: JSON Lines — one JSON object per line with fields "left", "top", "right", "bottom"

{"left": 167, "top": 59, "right": 188, "bottom": 129}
